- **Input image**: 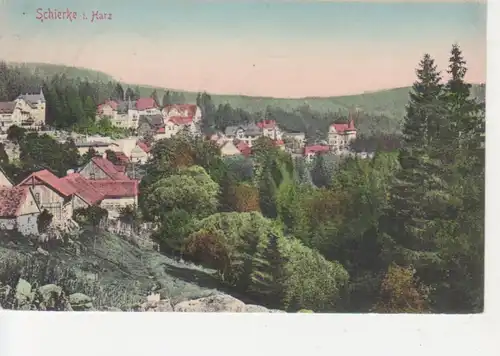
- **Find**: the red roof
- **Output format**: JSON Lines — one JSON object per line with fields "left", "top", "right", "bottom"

{"left": 235, "top": 141, "right": 251, "bottom": 156}
{"left": 331, "top": 120, "right": 356, "bottom": 133}
{"left": 0, "top": 186, "right": 31, "bottom": 217}
{"left": 89, "top": 180, "right": 139, "bottom": 199}
{"left": 137, "top": 141, "right": 151, "bottom": 153}
{"left": 257, "top": 120, "right": 277, "bottom": 129}
{"left": 168, "top": 116, "right": 193, "bottom": 125}
{"left": 60, "top": 173, "right": 104, "bottom": 205}
{"left": 90, "top": 157, "right": 130, "bottom": 181}
{"left": 163, "top": 104, "right": 197, "bottom": 117}
{"left": 273, "top": 139, "right": 284, "bottom": 146}
{"left": 18, "top": 170, "right": 76, "bottom": 197}
{"left": 157, "top": 127, "right": 165, "bottom": 133}
{"left": 136, "top": 98, "right": 157, "bottom": 111}
{"left": 304, "top": 145, "right": 330, "bottom": 155}
{"left": 97, "top": 100, "right": 118, "bottom": 113}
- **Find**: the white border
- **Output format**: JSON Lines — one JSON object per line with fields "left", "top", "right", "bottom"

{"left": 0, "top": 1, "right": 498, "bottom": 355}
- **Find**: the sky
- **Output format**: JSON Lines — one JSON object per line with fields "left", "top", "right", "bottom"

{"left": 0, "top": 0, "right": 487, "bottom": 98}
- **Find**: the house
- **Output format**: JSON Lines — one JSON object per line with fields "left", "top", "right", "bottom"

{"left": 304, "top": 145, "right": 330, "bottom": 162}
{"left": 17, "top": 170, "right": 76, "bottom": 224}
{"left": 0, "top": 168, "right": 14, "bottom": 188}
{"left": 162, "top": 104, "right": 202, "bottom": 138}
{"left": 79, "top": 156, "right": 131, "bottom": 181}
{"left": 0, "top": 186, "right": 40, "bottom": 236}
{"left": 328, "top": 117, "right": 357, "bottom": 154}
{"left": 15, "top": 89, "right": 46, "bottom": 128}
{"left": 284, "top": 132, "right": 306, "bottom": 150}
{"left": 0, "top": 102, "right": 17, "bottom": 130}
{"left": 162, "top": 104, "right": 201, "bottom": 122}
{"left": 136, "top": 98, "right": 161, "bottom": 116}
{"left": 88, "top": 180, "right": 139, "bottom": 219}
{"left": 97, "top": 98, "right": 159, "bottom": 128}
{"left": 137, "top": 114, "right": 165, "bottom": 137}
{"left": 220, "top": 140, "right": 242, "bottom": 157}
{"left": 257, "top": 120, "right": 283, "bottom": 141}
{"left": 130, "top": 141, "right": 151, "bottom": 164}
{"left": 224, "top": 123, "right": 262, "bottom": 147}
{"left": 59, "top": 173, "right": 104, "bottom": 210}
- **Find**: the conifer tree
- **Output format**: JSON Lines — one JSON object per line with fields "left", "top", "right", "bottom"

{"left": 381, "top": 54, "right": 444, "bottom": 272}
{"left": 259, "top": 159, "right": 278, "bottom": 219}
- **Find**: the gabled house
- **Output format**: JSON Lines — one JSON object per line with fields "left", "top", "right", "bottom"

{"left": 0, "top": 186, "right": 41, "bottom": 236}
{"left": 17, "top": 170, "right": 76, "bottom": 223}
{"left": 235, "top": 140, "right": 252, "bottom": 157}
{"left": 137, "top": 114, "right": 165, "bottom": 137}
{"left": 135, "top": 98, "right": 160, "bottom": 116}
{"left": 15, "top": 89, "right": 46, "bottom": 128}
{"left": 224, "top": 123, "right": 262, "bottom": 147}
{"left": 257, "top": 120, "right": 284, "bottom": 141}
{"left": 0, "top": 101, "right": 17, "bottom": 130}
{"left": 130, "top": 141, "right": 151, "bottom": 164}
{"left": 328, "top": 116, "right": 357, "bottom": 154}
{"left": 0, "top": 167, "right": 14, "bottom": 188}
{"left": 162, "top": 104, "right": 202, "bottom": 138}
{"left": 79, "top": 156, "right": 130, "bottom": 181}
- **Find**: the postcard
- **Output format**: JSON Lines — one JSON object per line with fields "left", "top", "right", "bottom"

{"left": 0, "top": 0, "right": 486, "bottom": 314}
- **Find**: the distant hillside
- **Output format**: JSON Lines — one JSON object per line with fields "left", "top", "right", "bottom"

{"left": 9, "top": 62, "right": 114, "bottom": 83}
{"left": 7, "top": 62, "right": 485, "bottom": 119}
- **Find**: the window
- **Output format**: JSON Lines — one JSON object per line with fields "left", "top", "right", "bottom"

{"left": 90, "top": 173, "right": 96, "bottom": 180}
{"left": 35, "top": 193, "right": 40, "bottom": 204}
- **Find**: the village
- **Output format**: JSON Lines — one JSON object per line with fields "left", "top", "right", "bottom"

{"left": 0, "top": 88, "right": 363, "bottom": 238}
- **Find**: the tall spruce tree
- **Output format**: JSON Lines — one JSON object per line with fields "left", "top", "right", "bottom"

{"left": 381, "top": 54, "right": 444, "bottom": 278}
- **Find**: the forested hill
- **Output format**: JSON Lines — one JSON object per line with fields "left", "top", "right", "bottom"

{"left": 6, "top": 62, "right": 485, "bottom": 118}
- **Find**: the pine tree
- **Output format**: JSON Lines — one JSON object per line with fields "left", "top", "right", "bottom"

{"left": 381, "top": 54, "right": 444, "bottom": 274}
{"left": 162, "top": 91, "right": 172, "bottom": 107}
{"left": 125, "top": 87, "right": 135, "bottom": 101}
{"left": 219, "top": 169, "right": 237, "bottom": 212}
{"left": 151, "top": 90, "right": 160, "bottom": 107}
{"left": 259, "top": 160, "right": 278, "bottom": 219}
{"left": 112, "top": 83, "right": 125, "bottom": 101}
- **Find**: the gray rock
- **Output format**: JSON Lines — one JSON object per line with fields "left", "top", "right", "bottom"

{"left": 36, "top": 247, "right": 49, "bottom": 256}
{"left": 69, "top": 293, "right": 93, "bottom": 311}
{"left": 244, "top": 304, "right": 271, "bottom": 313}
{"left": 141, "top": 300, "right": 173, "bottom": 312}
{"left": 173, "top": 294, "right": 246, "bottom": 313}
{"left": 15, "top": 278, "right": 32, "bottom": 304}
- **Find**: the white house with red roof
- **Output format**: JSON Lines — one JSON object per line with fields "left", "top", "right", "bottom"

{"left": 60, "top": 173, "right": 105, "bottom": 210}
{"left": 328, "top": 116, "right": 357, "bottom": 154}
{"left": 97, "top": 98, "right": 161, "bottom": 129}
{"left": 304, "top": 145, "right": 330, "bottom": 162}
{"left": 162, "top": 104, "right": 202, "bottom": 138}
{"left": 77, "top": 157, "right": 139, "bottom": 218}
{"left": 130, "top": 141, "right": 151, "bottom": 164}
{"left": 0, "top": 186, "right": 41, "bottom": 236}
{"left": 257, "top": 120, "right": 284, "bottom": 141}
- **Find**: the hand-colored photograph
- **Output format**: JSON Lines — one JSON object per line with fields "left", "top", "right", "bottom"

{"left": 0, "top": 0, "right": 485, "bottom": 313}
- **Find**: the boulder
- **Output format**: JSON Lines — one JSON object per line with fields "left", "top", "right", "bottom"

{"left": 173, "top": 294, "right": 246, "bottom": 313}
{"left": 141, "top": 300, "right": 173, "bottom": 312}
{"left": 69, "top": 293, "right": 93, "bottom": 311}
{"left": 36, "top": 247, "right": 49, "bottom": 256}
{"left": 244, "top": 304, "right": 271, "bottom": 313}
{"left": 15, "top": 278, "right": 32, "bottom": 305}
{"left": 37, "top": 284, "right": 72, "bottom": 310}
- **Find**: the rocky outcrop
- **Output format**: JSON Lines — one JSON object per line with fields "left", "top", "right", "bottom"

{"left": 0, "top": 280, "right": 282, "bottom": 313}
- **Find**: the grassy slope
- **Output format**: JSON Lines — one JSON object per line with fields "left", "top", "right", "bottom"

{"left": 7, "top": 62, "right": 485, "bottom": 118}
{"left": 0, "top": 231, "right": 229, "bottom": 309}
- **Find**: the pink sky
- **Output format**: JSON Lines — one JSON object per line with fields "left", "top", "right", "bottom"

{"left": 0, "top": 0, "right": 486, "bottom": 98}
